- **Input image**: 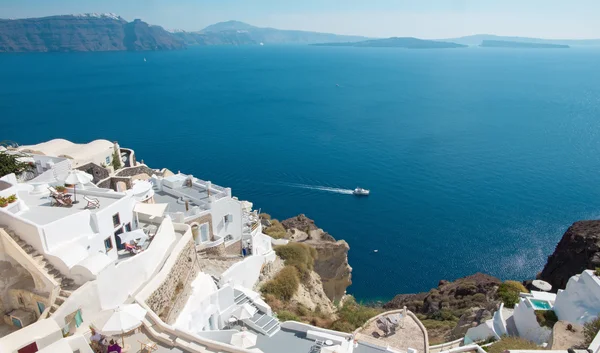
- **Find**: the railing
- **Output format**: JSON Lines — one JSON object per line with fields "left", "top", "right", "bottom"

{"left": 430, "top": 338, "right": 464, "bottom": 352}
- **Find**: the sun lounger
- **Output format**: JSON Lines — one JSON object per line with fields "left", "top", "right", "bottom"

{"left": 84, "top": 195, "right": 100, "bottom": 208}
{"left": 53, "top": 196, "right": 72, "bottom": 207}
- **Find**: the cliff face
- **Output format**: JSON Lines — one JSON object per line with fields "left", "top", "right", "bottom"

{"left": 281, "top": 214, "right": 352, "bottom": 302}
{"left": 0, "top": 14, "right": 185, "bottom": 52}
{"left": 384, "top": 273, "right": 501, "bottom": 343}
{"left": 539, "top": 221, "right": 600, "bottom": 291}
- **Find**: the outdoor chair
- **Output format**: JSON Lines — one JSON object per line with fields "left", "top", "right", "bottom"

{"left": 84, "top": 195, "right": 100, "bottom": 209}
{"left": 53, "top": 196, "right": 72, "bottom": 207}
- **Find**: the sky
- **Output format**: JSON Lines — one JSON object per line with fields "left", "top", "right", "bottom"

{"left": 1, "top": 0, "right": 599, "bottom": 39}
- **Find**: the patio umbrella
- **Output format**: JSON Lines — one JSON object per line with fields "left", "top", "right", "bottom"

{"left": 58, "top": 170, "right": 93, "bottom": 204}
{"left": 230, "top": 331, "right": 257, "bottom": 348}
{"left": 532, "top": 280, "right": 552, "bottom": 292}
{"left": 91, "top": 304, "right": 147, "bottom": 346}
{"left": 321, "top": 345, "right": 343, "bottom": 353}
{"left": 118, "top": 230, "right": 148, "bottom": 244}
{"left": 232, "top": 303, "right": 257, "bottom": 320}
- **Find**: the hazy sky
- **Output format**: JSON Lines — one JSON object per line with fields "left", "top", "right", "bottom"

{"left": 1, "top": 0, "right": 599, "bottom": 39}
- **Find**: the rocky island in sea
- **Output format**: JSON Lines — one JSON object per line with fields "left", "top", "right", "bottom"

{"left": 312, "top": 37, "right": 467, "bottom": 49}
{"left": 480, "top": 40, "right": 570, "bottom": 48}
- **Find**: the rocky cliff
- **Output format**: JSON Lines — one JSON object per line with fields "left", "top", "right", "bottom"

{"left": 384, "top": 273, "right": 501, "bottom": 343}
{"left": 0, "top": 14, "right": 185, "bottom": 52}
{"left": 539, "top": 220, "right": 600, "bottom": 291}
{"left": 281, "top": 214, "right": 352, "bottom": 302}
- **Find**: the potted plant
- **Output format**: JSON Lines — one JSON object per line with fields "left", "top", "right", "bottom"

{"left": 0, "top": 197, "right": 7, "bottom": 208}
{"left": 55, "top": 186, "right": 67, "bottom": 194}
{"left": 7, "top": 194, "right": 17, "bottom": 204}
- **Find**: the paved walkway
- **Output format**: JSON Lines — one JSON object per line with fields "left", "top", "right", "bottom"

{"left": 356, "top": 313, "right": 427, "bottom": 353}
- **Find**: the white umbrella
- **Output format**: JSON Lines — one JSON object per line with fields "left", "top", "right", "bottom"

{"left": 58, "top": 170, "right": 93, "bottom": 204}
{"left": 91, "top": 304, "right": 147, "bottom": 346}
{"left": 321, "top": 345, "right": 344, "bottom": 353}
{"left": 532, "top": 280, "right": 552, "bottom": 292}
{"left": 118, "top": 230, "right": 148, "bottom": 244}
{"left": 230, "top": 331, "right": 257, "bottom": 348}
{"left": 232, "top": 303, "right": 257, "bottom": 320}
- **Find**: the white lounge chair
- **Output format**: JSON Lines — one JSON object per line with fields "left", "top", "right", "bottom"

{"left": 84, "top": 195, "right": 100, "bottom": 209}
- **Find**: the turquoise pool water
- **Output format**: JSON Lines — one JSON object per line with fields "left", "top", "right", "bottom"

{"left": 530, "top": 299, "right": 552, "bottom": 310}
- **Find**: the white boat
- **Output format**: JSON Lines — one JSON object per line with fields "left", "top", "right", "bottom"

{"left": 353, "top": 187, "right": 370, "bottom": 196}
{"left": 143, "top": 57, "right": 147, "bottom": 62}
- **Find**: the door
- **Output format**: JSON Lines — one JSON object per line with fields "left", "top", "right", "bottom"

{"left": 18, "top": 342, "right": 38, "bottom": 353}
{"left": 200, "top": 223, "right": 209, "bottom": 243}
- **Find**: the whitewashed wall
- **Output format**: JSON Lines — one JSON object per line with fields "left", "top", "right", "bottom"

{"left": 210, "top": 198, "right": 242, "bottom": 243}
{"left": 554, "top": 270, "right": 600, "bottom": 325}
{"left": 513, "top": 299, "right": 551, "bottom": 344}
{"left": 95, "top": 217, "right": 178, "bottom": 309}
{"left": 220, "top": 255, "right": 268, "bottom": 290}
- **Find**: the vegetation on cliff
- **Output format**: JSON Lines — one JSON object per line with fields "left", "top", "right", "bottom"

{"left": 484, "top": 337, "right": 540, "bottom": 353}
{"left": 497, "top": 281, "right": 528, "bottom": 308}
{"left": 584, "top": 315, "right": 600, "bottom": 345}
{"left": 0, "top": 150, "right": 32, "bottom": 178}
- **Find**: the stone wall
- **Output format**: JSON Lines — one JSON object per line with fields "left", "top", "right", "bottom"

{"left": 225, "top": 240, "right": 241, "bottom": 256}
{"left": 77, "top": 162, "right": 109, "bottom": 184}
{"left": 116, "top": 165, "right": 163, "bottom": 178}
{"left": 202, "top": 243, "right": 226, "bottom": 257}
{"left": 145, "top": 238, "right": 200, "bottom": 323}
{"left": 8, "top": 288, "right": 48, "bottom": 318}
{"left": 189, "top": 214, "right": 214, "bottom": 240}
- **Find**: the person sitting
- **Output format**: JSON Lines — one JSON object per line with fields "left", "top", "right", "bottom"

{"left": 125, "top": 242, "right": 140, "bottom": 254}
{"left": 107, "top": 339, "right": 122, "bottom": 353}
{"left": 89, "top": 328, "right": 105, "bottom": 353}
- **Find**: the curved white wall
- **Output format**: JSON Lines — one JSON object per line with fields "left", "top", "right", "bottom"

{"left": 513, "top": 299, "right": 551, "bottom": 344}
{"left": 554, "top": 271, "right": 600, "bottom": 325}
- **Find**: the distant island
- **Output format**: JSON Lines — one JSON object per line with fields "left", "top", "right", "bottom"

{"left": 173, "top": 20, "right": 368, "bottom": 46}
{"left": 480, "top": 40, "right": 570, "bottom": 48}
{"left": 1, "top": 15, "right": 598, "bottom": 53}
{"left": 312, "top": 37, "right": 466, "bottom": 49}
{"left": 439, "top": 34, "right": 600, "bottom": 47}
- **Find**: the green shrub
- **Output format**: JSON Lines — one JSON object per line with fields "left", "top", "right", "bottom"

{"left": 296, "top": 304, "right": 309, "bottom": 317}
{"left": 274, "top": 243, "right": 317, "bottom": 280}
{"left": 276, "top": 310, "right": 299, "bottom": 322}
{"left": 329, "top": 320, "right": 355, "bottom": 333}
{"left": 331, "top": 296, "right": 379, "bottom": 332}
{"left": 264, "top": 220, "right": 287, "bottom": 239}
{"left": 498, "top": 281, "right": 527, "bottom": 308}
{"left": 111, "top": 149, "right": 122, "bottom": 170}
{"left": 473, "top": 293, "right": 487, "bottom": 302}
{"left": 485, "top": 336, "right": 539, "bottom": 353}
{"left": 535, "top": 310, "right": 558, "bottom": 328}
{"left": 584, "top": 315, "right": 600, "bottom": 345}
{"left": 261, "top": 266, "right": 300, "bottom": 300}
{"left": 595, "top": 267, "right": 600, "bottom": 277}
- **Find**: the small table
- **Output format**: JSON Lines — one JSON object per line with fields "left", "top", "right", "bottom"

{"left": 325, "top": 340, "right": 333, "bottom": 346}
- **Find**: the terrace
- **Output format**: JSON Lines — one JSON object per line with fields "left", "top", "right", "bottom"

{"left": 16, "top": 188, "right": 121, "bottom": 225}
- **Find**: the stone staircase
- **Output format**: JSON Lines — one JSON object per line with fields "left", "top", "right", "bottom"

{"left": 234, "top": 290, "right": 280, "bottom": 337}
{"left": 4, "top": 228, "right": 77, "bottom": 316}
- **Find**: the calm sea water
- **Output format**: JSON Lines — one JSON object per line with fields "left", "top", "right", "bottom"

{"left": 2, "top": 46, "right": 600, "bottom": 301}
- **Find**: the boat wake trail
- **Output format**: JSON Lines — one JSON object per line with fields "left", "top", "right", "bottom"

{"left": 283, "top": 183, "right": 354, "bottom": 195}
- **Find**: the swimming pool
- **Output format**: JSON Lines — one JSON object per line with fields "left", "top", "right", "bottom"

{"left": 530, "top": 299, "right": 553, "bottom": 310}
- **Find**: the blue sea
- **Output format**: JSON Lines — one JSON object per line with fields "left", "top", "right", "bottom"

{"left": 2, "top": 46, "right": 600, "bottom": 302}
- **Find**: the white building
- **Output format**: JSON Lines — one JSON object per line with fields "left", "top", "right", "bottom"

{"left": 466, "top": 270, "right": 600, "bottom": 346}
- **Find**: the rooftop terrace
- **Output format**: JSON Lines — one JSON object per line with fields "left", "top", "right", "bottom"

{"left": 16, "top": 189, "right": 121, "bottom": 225}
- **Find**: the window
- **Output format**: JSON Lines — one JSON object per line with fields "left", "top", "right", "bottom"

{"left": 224, "top": 234, "right": 233, "bottom": 242}
{"left": 112, "top": 213, "right": 121, "bottom": 227}
{"left": 105, "top": 156, "right": 110, "bottom": 165}
{"left": 200, "top": 223, "right": 209, "bottom": 243}
{"left": 224, "top": 214, "right": 232, "bottom": 223}
{"left": 125, "top": 222, "right": 132, "bottom": 232}
{"left": 104, "top": 237, "right": 113, "bottom": 252}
